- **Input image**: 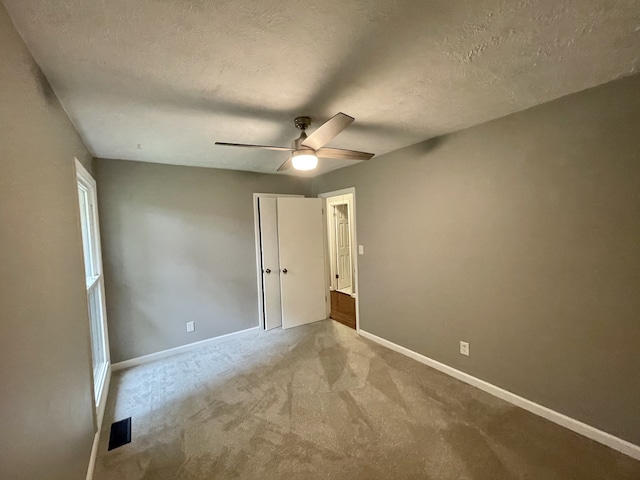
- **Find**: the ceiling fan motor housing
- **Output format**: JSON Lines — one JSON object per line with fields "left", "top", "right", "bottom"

{"left": 292, "top": 132, "right": 313, "bottom": 152}
{"left": 292, "top": 119, "right": 312, "bottom": 151}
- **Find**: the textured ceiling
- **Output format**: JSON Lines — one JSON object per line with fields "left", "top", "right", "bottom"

{"left": 4, "top": 0, "right": 640, "bottom": 175}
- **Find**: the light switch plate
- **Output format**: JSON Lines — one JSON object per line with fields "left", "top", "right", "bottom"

{"left": 186, "top": 321, "right": 195, "bottom": 333}
{"left": 358, "top": 245, "right": 364, "bottom": 255}
{"left": 460, "top": 341, "right": 469, "bottom": 356}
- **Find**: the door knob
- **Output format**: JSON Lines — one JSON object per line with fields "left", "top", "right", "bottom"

{"left": 265, "top": 268, "right": 271, "bottom": 274}
{"left": 282, "top": 268, "right": 288, "bottom": 274}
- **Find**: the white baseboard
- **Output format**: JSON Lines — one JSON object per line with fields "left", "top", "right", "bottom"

{"left": 358, "top": 329, "right": 640, "bottom": 461}
{"left": 112, "top": 327, "right": 260, "bottom": 371}
{"left": 85, "top": 430, "right": 100, "bottom": 480}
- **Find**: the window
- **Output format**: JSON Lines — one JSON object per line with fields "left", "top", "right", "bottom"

{"left": 75, "top": 159, "right": 109, "bottom": 406}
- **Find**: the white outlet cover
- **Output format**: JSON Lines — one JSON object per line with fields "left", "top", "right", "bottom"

{"left": 460, "top": 341, "right": 469, "bottom": 356}
{"left": 186, "top": 321, "right": 195, "bottom": 333}
{"left": 358, "top": 245, "right": 364, "bottom": 255}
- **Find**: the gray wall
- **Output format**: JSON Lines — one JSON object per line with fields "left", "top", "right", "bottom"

{"left": 0, "top": 5, "right": 96, "bottom": 480}
{"left": 313, "top": 74, "right": 640, "bottom": 446}
{"left": 95, "top": 159, "right": 311, "bottom": 363}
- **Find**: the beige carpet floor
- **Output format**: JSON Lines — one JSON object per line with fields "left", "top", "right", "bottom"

{"left": 94, "top": 320, "right": 640, "bottom": 479}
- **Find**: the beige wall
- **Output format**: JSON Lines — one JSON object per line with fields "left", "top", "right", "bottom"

{"left": 0, "top": 5, "right": 96, "bottom": 480}
{"left": 94, "top": 159, "right": 311, "bottom": 363}
{"left": 313, "top": 74, "right": 640, "bottom": 446}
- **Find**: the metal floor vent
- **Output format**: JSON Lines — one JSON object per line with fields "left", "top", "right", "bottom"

{"left": 108, "top": 417, "right": 132, "bottom": 451}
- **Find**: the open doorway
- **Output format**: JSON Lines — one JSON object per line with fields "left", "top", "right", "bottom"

{"left": 319, "top": 188, "right": 359, "bottom": 330}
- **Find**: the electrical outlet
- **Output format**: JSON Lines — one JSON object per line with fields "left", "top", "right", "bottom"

{"left": 186, "top": 321, "right": 195, "bottom": 333}
{"left": 460, "top": 341, "right": 469, "bottom": 356}
{"left": 358, "top": 245, "right": 364, "bottom": 255}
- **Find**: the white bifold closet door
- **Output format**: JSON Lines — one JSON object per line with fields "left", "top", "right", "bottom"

{"left": 276, "top": 197, "right": 326, "bottom": 329}
{"left": 259, "top": 197, "right": 283, "bottom": 330}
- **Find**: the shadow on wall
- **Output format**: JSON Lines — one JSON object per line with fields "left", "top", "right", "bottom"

{"left": 30, "top": 62, "right": 57, "bottom": 106}
{"left": 405, "top": 135, "right": 449, "bottom": 158}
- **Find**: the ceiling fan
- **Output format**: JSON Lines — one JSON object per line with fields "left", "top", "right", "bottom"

{"left": 215, "top": 113, "right": 375, "bottom": 172}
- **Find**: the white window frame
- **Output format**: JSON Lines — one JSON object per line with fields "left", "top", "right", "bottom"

{"left": 75, "top": 159, "right": 111, "bottom": 417}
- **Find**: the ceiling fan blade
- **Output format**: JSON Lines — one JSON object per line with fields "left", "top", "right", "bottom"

{"left": 277, "top": 156, "right": 293, "bottom": 172}
{"left": 215, "top": 142, "right": 293, "bottom": 152}
{"left": 301, "top": 112, "right": 354, "bottom": 150}
{"left": 316, "top": 147, "right": 374, "bottom": 161}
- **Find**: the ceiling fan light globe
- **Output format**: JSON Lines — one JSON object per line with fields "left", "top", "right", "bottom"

{"left": 291, "top": 152, "right": 318, "bottom": 171}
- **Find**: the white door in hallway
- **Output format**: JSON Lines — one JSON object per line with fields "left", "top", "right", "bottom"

{"left": 277, "top": 197, "right": 326, "bottom": 329}
{"left": 258, "top": 197, "right": 282, "bottom": 330}
{"left": 335, "top": 204, "right": 352, "bottom": 291}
